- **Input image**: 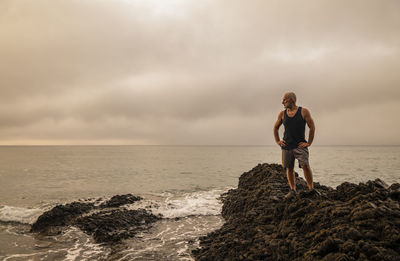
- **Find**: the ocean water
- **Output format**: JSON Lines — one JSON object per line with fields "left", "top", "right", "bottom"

{"left": 0, "top": 145, "right": 399, "bottom": 260}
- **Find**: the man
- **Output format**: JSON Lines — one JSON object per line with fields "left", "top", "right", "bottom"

{"left": 273, "top": 92, "right": 315, "bottom": 198}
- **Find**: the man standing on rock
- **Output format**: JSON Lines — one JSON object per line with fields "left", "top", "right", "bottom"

{"left": 273, "top": 92, "right": 315, "bottom": 198}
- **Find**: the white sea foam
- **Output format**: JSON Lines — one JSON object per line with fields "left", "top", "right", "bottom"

{"left": 64, "top": 237, "right": 84, "bottom": 261}
{"left": 159, "top": 189, "right": 225, "bottom": 218}
{"left": 64, "top": 234, "right": 105, "bottom": 261}
{"left": 129, "top": 188, "right": 231, "bottom": 218}
{"left": 0, "top": 205, "right": 43, "bottom": 224}
{"left": 3, "top": 252, "right": 48, "bottom": 261}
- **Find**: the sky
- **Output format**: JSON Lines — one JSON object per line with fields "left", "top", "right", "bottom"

{"left": 0, "top": 0, "right": 399, "bottom": 145}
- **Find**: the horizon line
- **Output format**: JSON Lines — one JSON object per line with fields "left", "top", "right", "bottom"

{"left": 0, "top": 144, "right": 399, "bottom": 147}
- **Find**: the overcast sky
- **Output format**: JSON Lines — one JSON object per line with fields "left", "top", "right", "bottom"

{"left": 0, "top": 0, "right": 399, "bottom": 145}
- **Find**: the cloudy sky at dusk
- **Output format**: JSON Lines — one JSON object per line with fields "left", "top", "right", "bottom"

{"left": 1, "top": 0, "right": 399, "bottom": 145}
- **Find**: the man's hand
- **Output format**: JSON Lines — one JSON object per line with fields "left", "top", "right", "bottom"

{"left": 277, "top": 140, "right": 286, "bottom": 147}
{"left": 298, "top": 142, "right": 310, "bottom": 148}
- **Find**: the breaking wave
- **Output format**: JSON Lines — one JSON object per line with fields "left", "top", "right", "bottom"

{"left": 0, "top": 205, "right": 44, "bottom": 224}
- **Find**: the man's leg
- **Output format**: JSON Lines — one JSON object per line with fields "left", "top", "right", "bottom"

{"left": 301, "top": 165, "right": 314, "bottom": 190}
{"left": 293, "top": 147, "right": 313, "bottom": 190}
{"left": 286, "top": 168, "right": 296, "bottom": 191}
{"left": 282, "top": 149, "right": 296, "bottom": 191}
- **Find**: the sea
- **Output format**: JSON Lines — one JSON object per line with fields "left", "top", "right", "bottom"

{"left": 0, "top": 145, "right": 399, "bottom": 260}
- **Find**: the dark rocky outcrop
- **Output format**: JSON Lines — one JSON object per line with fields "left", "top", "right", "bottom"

{"left": 192, "top": 163, "right": 400, "bottom": 261}
{"left": 99, "top": 194, "right": 142, "bottom": 208}
{"left": 76, "top": 208, "right": 160, "bottom": 243}
{"left": 31, "top": 194, "right": 161, "bottom": 244}
{"left": 31, "top": 202, "right": 95, "bottom": 234}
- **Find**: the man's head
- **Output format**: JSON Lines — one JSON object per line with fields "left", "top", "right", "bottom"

{"left": 282, "top": 92, "right": 296, "bottom": 109}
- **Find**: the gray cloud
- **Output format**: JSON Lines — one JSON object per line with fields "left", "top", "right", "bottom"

{"left": 0, "top": 0, "right": 399, "bottom": 144}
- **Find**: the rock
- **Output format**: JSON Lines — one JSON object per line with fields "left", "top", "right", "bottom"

{"left": 192, "top": 163, "right": 400, "bottom": 261}
{"left": 346, "top": 228, "right": 363, "bottom": 240}
{"left": 30, "top": 202, "right": 95, "bottom": 233}
{"left": 31, "top": 194, "right": 161, "bottom": 244}
{"left": 99, "top": 194, "right": 142, "bottom": 208}
{"left": 318, "top": 237, "right": 338, "bottom": 256}
{"left": 76, "top": 208, "right": 161, "bottom": 243}
{"left": 389, "top": 184, "right": 400, "bottom": 200}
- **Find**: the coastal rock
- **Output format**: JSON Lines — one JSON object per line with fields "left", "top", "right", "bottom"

{"left": 99, "top": 194, "right": 142, "bottom": 208}
{"left": 192, "top": 163, "right": 400, "bottom": 261}
{"left": 76, "top": 208, "right": 161, "bottom": 243}
{"left": 31, "top": 194, "right": 161, "bottom": 244}
{"left": 30, "top": 202, "right": 95, "bottom": 234}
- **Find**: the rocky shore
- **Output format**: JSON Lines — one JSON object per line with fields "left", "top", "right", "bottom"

{"left": 192, "top": 163, "right": 400, "bottom": 261}
{"left": 31, "top": 194, "right": 162, "bottom": 244}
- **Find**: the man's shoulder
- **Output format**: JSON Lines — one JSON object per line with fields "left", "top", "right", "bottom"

{"left": 301, "top": 107, "right": 312, "bottom": 120}
{"left": 301, "top": 107, "right": 311, "bottom": 114}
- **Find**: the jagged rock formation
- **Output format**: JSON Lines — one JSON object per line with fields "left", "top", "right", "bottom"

{"left": 31, "top": 194, "right": 161, "bottom": 244}
{"left": 192, "top": 163, "right": 400, "bottom": 261}
{"left": 31, "top": 201, "right": 95, "bottom": 234}
{"left": 75, "top": 208, "right": 160, "bottom": 243}
{"left": 99, "top": 194, "right": 142, "bottom": 208}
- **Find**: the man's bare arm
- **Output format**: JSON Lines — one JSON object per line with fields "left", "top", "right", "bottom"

{"left": 300, "top": 108, "right": 315, "bottom": 147}
{"left": 273, "top": 111, "right": 286, "bottom": 147}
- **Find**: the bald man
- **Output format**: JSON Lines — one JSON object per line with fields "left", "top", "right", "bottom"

{"left": 273, "top": 92, "right": 316, "bottom": 198}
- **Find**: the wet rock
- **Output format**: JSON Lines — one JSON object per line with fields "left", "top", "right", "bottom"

{"left": 30, "top": 202, "right": 95, "bottom": 233}
{"left": 99, "top": 194, "right": 142, "bottom": 208}
{"left": 76, "top": 208, "right": 161, "bottom": 243}
{"left": 192, "top": 163, "right": 400, "bottom": 261}
{"left": 31, "top": 194, "right": 161, "bottom": 244}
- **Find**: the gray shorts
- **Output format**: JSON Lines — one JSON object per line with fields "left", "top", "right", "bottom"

{"left": 282, "top": 147, "right": 310, "bottom": 169}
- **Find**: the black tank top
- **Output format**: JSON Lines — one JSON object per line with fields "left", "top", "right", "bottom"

{"left": 283, "top": 107, "right": 306, "bottom": 150}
